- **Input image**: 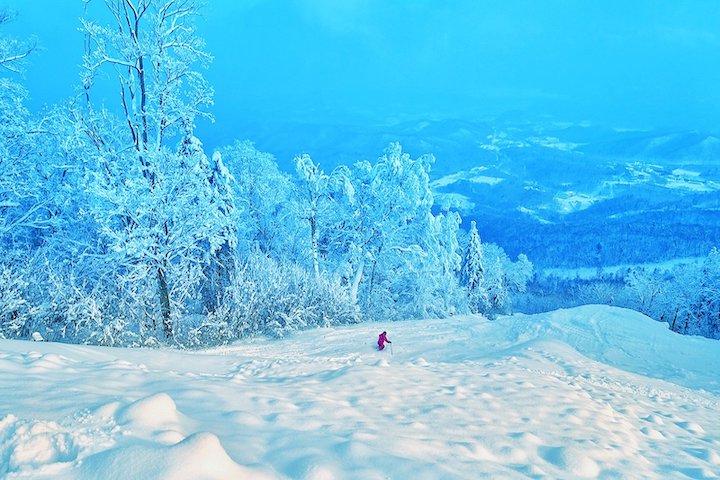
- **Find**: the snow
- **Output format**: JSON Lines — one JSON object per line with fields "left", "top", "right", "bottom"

{"left": 1, "top": 305, "right": 719, "bottom": 479}
{"left": 77, "top": 432, "right": 263, "bottom": 480}
{"left": 672, "top": 169, "right": 702, "bottom": 178}
{"left": 433, "top": 192, "right": 476, "bottom": 212}
{"left": 478, "top": 133, "right": 582, "bottom": 153}
{"left": 552, "top": 191, "right": 603, "bottom": 214}
{"left": 431, "top": 167, "right": 491, "bottom": 188}
{"left": 432, "top": 170, "right": 504, "bottom": 187}
{"left": 517, "top": 206, "right": 552, "bottom": 224}
{"left": 526, "top": 136, "right": 582, "bottom": 151}
{"left": 620, "top": 163, "right": 720, "bottom": 192}
{"left": 468, "top": 175, "right": 504, "bottom": 185}
{"left": 664, "top": 174, "right": 720, "bottom": 192}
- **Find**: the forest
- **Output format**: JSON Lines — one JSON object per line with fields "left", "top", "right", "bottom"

{"left": 0, "top": 1, "right": 533, "bottom": 347}
{"left": 0, "top": 0, "right": 718, "bottom": 346}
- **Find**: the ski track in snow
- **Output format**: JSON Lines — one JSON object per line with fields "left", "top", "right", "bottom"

{"left": 0, "top": 305, "right": 719, "bottom": 479}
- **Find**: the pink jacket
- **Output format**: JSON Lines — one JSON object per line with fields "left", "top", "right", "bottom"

{"left": 378, "top": 332, "right": 391, "bottom": 350}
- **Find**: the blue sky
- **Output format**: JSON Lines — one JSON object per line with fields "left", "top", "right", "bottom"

{"left": 4, "top": 0, "right": 720, "bottom": 133}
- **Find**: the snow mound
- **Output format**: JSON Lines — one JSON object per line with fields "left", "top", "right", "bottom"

{"left": 115, "top": 392, "right": 191, "bottom": 445}
{"left": 78, "top": 432, "right": 272, "bottom": 480}
{"left": 492, "top": 305, "right": 720, "bottom": 393}
{"left": 115, "top": 393, "right": 187, "bottom": 444}
{"left": 116, "top": 393, "right": 180, "bottom": 428}
{"left": 92, "top": 401, "right": 122, "bottom": 419}
{"left": 0, "top": 414, "right": 78, "bottom": 475}
{"left": 374, "top": 358, "right": 389, "bottom": 367}
{"left": 539, "top": 445, "right": 600, "bottom": 478}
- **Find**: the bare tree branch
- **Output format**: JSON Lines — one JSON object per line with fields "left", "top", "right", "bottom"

{"left": 0, "top": 7, "right": 36, "bottom": 74}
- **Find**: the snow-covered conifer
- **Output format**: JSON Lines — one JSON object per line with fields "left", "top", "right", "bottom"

{"left": 460, "top": 221, "right": 488, "bottom": 313}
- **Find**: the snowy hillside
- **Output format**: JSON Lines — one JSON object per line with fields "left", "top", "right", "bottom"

{"left": 1, "top": 305, "right": 719, "bottom": 479}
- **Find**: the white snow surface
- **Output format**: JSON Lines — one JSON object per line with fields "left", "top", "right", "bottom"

{"left": 1, "top": 305, "right": 719, "bottom": 479}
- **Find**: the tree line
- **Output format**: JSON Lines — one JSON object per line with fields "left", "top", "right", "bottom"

{"left": 519, "top": 248, "right": 720, "bottom": 340}
{"left": 0, "top": 1, "right": 532, "bottom": 347}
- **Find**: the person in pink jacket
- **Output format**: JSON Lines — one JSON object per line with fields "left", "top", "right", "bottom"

{"left": 377, "top": 331, "right": 391, "bottom": 351}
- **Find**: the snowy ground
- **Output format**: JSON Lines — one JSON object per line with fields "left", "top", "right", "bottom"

{"left": 1, "top": 305, "right": 719, "bottom": 479}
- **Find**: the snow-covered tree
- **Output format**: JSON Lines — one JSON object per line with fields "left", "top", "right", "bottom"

{"left": 175, "top": 132, "right": 238, "bottom": 313}
{"left": 189, "top": 252, "right": 360, "bottom": 345}
{"left": 488, "top": 245, "right": 533, "bottom": 315}
{"left": 0, "top": 7, "right": 34, "bottom": 74}
{"left": 294, "top": 154, "right": 331, "bottom": 277}
{"left": 0, "top": 263, "right": 31, "bottom": 339}
{"left": 461, "top": 238, "right": 533, "bottom": 317}
{"left": 460, "top": 221, "right": 488, "bottom": 313}
{"left": 505, "top": 253, "right": 533, "bottom": 298}
{"left": 620, "top": 252, "right": 720, "bottom": 339}
{"left": 219, "top": 141, "right": 297, "bottom": 260}
{"left": 0, "top": 7, "right": 44, "bottom": 241}
{"left": 408, "top": 210, "right": 464, "bottom": 319}
{"left": 78, "top": 0, "right": 219, "bottom": 338}
{"left": 625, "top": 267, "right": 667, "bottom": 318}
{"left": 0, "top": 7, "right": 56, "bottom": 341}
{"left": 80, "top": 0, "right": 213, "bottom": 153}
{"left": 322, "top": 142, "right": 462, "bottom": 320}
{"left": 685, "top": 248, "right": 720, "bottom": 338}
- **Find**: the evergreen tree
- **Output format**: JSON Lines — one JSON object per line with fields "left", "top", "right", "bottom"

{"left": 460, "top": 221, "right": 488, "bottom": 313}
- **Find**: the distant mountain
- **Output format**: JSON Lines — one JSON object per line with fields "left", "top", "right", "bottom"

{"left": 581, "top": 130, "right": 720, "bottom": 164}
{"left": 424, "top": 122, "right": 720, "bottom": 268}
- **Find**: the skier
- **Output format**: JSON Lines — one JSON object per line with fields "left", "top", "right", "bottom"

{"left": 377, "top": 331, "right": 392, "bottom": 351}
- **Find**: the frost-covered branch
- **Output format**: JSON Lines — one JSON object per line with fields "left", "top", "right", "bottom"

{"left": 0, "top": 7, "right": 36, "bottom": 74}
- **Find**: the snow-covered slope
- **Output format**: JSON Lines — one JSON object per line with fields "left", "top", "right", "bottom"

{"left": 1, "top": 305, "right": 719, "bottom": 479}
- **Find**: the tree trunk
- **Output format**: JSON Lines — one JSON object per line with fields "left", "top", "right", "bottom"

{"left": 366, "top": 244, "right": 383, "bottom": 301}
{"left": 310, "top": 215, "right": 319, "bottom": 277}
{"left": 350, "top": 261, "right": 364, "bottom": 305}
{"left": 670, "top": 306, "right": 679, "bottom": 332}
{"left": 158, "top": 267, "right": 172, "bottom": 338}
{"left": 205, "top": 243, "right": 232, "bottom": 313}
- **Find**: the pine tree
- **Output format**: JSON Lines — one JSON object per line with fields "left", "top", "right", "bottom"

{"left": 460, "top": 221, "right": 488, "bottom": 313}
